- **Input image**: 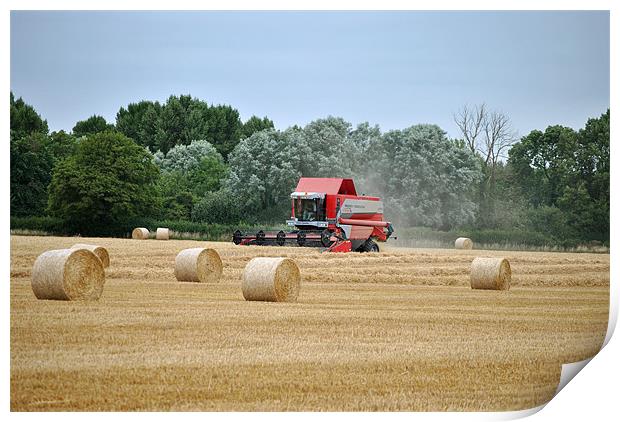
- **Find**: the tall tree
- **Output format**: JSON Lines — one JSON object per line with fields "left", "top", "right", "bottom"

{"left": 366, "top": 124, "right": 482, "bottom": 230}
{"left": 560, "top": 110, "right": 609, "bottom": 241}
{"left": 10, "top": 92, "right": 49, "bottom": 138}
{"left": 44, "top": 131, "right": 79, "bottom": 164}
{"left": 184, "top": 100, "right": 211, "bottom": 143}
{"left": 72, "top": 115, "right": 114, "bottom": 137}
{"left": 10, "top": 132, "right": 54, "bottom": 216}
{"left": 454, "top": 104, "right": 517, "bottom": 227}
{"left": 454, "top": 103, "right": 486, "bottom": 153}
{"left": 508, "top": 125, "right": 578, "bottom": 206}
{"left": 156, "top": 95, "right": 187, "bottom": 153}
{"left": 481, "top": 110, "right": 517, "bottom": 169}
{"left": 229, "top": 118, "right": 483, "bottom": 228}
{"left": 241, "top": 116, "right": 275, "bottom": 139}
{"left": 154, "top": 139, "right": 228, "bottom": 200}
{"left": 206, "top": 104, "right": 243, "bottom": 159}
{"left": 10, "top": 93, "right": 54, "bottom": 216}
{"left": 348, "top": 122, "right": 382, "bottom": 183}
{"left": 300, "top": 116, "right": 357, "bottom": 177}
{"left": 508, "top": 110, "right": 609, "bottom": 242}
{"left": 225, "top": 128, "right": 305, "bottom": 214}
{"left": 576, "top": 109, "right": 609, "bottom": 207}
{"left": 116, "top": 100, "right": 162, "bottom": 151}
{"left": 114, "top": 95, "right": 244, "bottom": 157}
{"left": 454, "top": 103, "right": 516, "bottom": 165}
{"left": 47, "top": 131, "right": 159, "bottom": 234}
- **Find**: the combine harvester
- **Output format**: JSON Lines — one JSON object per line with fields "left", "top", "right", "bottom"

{"left": 233, "top": 177, "right": 394, "bottom": 252}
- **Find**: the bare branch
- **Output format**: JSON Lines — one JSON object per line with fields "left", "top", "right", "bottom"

{"left": 455, "top": 102, "right": 516, "bottom": 172}
{"left": 482, "top": 110, "right": 517, "bottom": 168}
{"left": 454, "top": 103, "right": 486, "bottom": 153}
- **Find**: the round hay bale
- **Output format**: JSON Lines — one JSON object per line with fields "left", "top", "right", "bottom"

{"left": 175, "top": 248, "right": 223, "bottom": 283}
{"left": 70, "top": 243, "right": 110, "bottom": 268}
{"left": 242, "top": 257, "right": 301, "bottom": 302}
{"left": 156, "top": 228, "right": 170, "bottom": 240}
{"left": 470, "top": 257, "right": 511, "bottom": 290}
{"left": 132, "top": 227, "right": 150, "bottom": 240}
{"left": 455, "top": 237, "right": 474, "bottom": 250}
{"left": 31, "top": 249, "right": 105, "bottom": 300}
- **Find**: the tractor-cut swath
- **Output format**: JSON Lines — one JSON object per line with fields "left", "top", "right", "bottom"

{"left": 233, "top": 177, "right": 394, "bottom": 253}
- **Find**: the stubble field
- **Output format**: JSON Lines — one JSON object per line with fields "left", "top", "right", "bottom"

{"left": 10, "top": 235, "right": 609, "bottom": 411}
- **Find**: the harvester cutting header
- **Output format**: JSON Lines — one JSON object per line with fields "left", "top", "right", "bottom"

{"left": 233, "top": 177, "right": 394, "bottom": 252}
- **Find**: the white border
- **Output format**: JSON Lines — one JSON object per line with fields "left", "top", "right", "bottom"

{"left": 2, "top": 0, "right": 617, "bottom": 11}
{"left": 3, "top": 1, "right": 616, "bottom": 420}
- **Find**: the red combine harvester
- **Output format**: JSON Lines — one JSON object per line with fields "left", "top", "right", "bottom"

{"left": 233, "top": 177, "right": 394, "bottom": 252}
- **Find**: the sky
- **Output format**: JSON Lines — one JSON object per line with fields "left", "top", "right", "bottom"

{"left": 10, "top": 10, "right": 610, "bottom": 139}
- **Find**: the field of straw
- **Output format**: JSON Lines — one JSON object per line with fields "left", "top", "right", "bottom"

{"left": 10, "top": 235, "right": 609, "bottom": 411}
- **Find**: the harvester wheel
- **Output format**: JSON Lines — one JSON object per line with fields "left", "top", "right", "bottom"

{"left": 233, "top": 230, "right": 243, "bottom": 245}
{"left": 320, "top": 229, "right": 332, "bottom": 248}
{"left": 360, "top": 239, "right": 380, "bottom": 253}
{"left": 256, "top": 230, "right": 266, "bottom": 245}
{"left": 276, "top": 230, "right": 286, "bottom": 246}
{"left": 297, "top": 232, "right": 306, "bottom": 246}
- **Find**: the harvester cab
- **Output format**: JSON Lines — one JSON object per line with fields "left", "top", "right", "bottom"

{"left": 233, "top": 177, "right": 394, "bottom": 253}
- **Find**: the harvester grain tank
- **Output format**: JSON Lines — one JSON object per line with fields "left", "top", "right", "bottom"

{"left": 233, "top": 177, "right": 394, "bottom": 252}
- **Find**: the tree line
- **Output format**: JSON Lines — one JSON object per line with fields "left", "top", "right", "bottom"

{"left": 10, "top": 92, "right": 609, "bottom": 246}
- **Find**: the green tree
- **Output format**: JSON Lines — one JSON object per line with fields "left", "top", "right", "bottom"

{"left": 10, "top": 92, "right": 48, "bottom": 138}
{"left": 526, "top": 205, "right": 577, "bottom": 245}
{"left": 348, "top": 121, "right": 382, "bottom": 181}
{"left": 453, "top": 104, "right": 518, "bottom": 228}
{"left": 300, "top": 116, "right": 356, "bottom": 177}
{"left": 10, "top": 94, "right": 55, "bottom": 217}
{"left": 241, "top": 116, "right": 274, "bottom": 139}
{"left": 153, "top": 95, "right": 243, "bottom": 157}
{"left": 116, "top": 100, "right": 163, "bottom": 151}
{"left": 116, "top": 101, "right": 150, "bottom": 141}
{"left": 10, "top": 126, "right": 79, "bottom": 218}
{"left": 47, "top": 131, "right": 159, "bottom": 234}
{"left": 72, "top": 115, "right": 115, "bottom": 137}
{"left": 561, "top": 110, "right": 609, "bottom": 240}
{"left": 184, "top": 100, "right": 210, "bottom": 143}
{"left": 186, "top": 156, "right": 229, "bottom": 197}
{"left": 43, "top": 130, "right": 79, "bottom": 164}
{"left": 575, "top": 109, "right": 609, "bottom": 212}
{"left": 153, "top": 140, "right": 228, "bottom": 219}
{"left": 366, "top": 124, "right": 482, "bottom": 229}
{"left": 508, "top": 110, "right": 609, "bottom": 242}
{"left": 225, "top": 117, "right": 484, "bottom": 228}
{"left": 155, "top": 139, "right": 219, "bottom": 172}
{"left": 114, "top": 94, "right": 244, "bottom": 157}
{"left": 192, "top": 189, "right": 242, "bottom": 224}
{"left": 225, "top": 128, "right": 305, "bottom": 216}
{"left": 508, "top": 125, "right": 579, "bottom": 206}
{"left": 155, "top": 172, "right": 195, "bottom": 220}
{"left": 206, "top": 104, "right": 243, "bottom": 159}
{"left": 481, "top": 161, "right": 530, "bottom": 230}
{"left": 10, "top": 132, "right": 54, "bottom": 216}
{"left": 154, "top": 140, "right": 228, "bottom": 195}
{"left": 156, "top": 95, "right": 187, "bottom": 153}
{"left": 556, "top": 182, "right": 605, "bottom": 241}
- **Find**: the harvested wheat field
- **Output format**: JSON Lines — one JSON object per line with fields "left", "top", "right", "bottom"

{"left": 10, "top": 235, "right": 609, "bottom": 411}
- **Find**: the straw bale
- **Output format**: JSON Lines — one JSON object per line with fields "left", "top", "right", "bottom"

{"left": 175, "top": 248, "right": 223, "bottom": 283}
{"left": 242, "top": 257, "right": 300, "bottom": 302}
{"left": 31, "top": 248, "right": 105, "bottom": 300}
{"left": 455, "top": 237, "right": 474, "bottom": 250}
{"left": 470, "top": 257, "right": 511, "bottom": 290}
{"left": 71, "top": 243, "right": 110, "bottom": 268}
{"left": 156, "top": 228, "right": 170, "bottom": 240}
{"left": 132, "top": 228, "right": 150, "bottom": 240}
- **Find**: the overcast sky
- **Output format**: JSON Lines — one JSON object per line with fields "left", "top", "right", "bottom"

{"left": 10, "top": 10, "right": 609, "bottom": 139}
